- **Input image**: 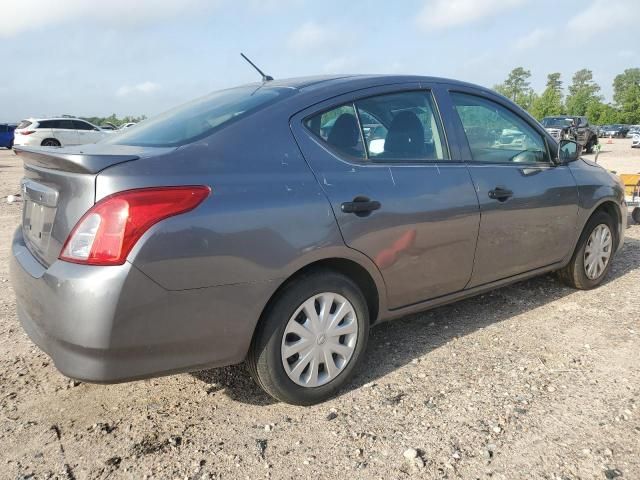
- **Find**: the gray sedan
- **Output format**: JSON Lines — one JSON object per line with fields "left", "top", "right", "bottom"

{"left": 10, "top": 75, "right": 626, "bottom": 405}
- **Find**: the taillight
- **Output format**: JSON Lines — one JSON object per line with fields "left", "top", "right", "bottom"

{"left": 60, "top": 186, "right": 211, "bottom": 266}
{"left": 19, "top": 130, "right": 35, "bottom": 135}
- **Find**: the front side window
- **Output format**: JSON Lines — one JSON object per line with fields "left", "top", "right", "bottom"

{"left": 452, "top": 92, "right": 550, "bottom": 164}
{"left": 73, "top": 120, "right": 94, "bottom": 131}
{"left": 305, "top": 90, "right": 448, "bottom": 162}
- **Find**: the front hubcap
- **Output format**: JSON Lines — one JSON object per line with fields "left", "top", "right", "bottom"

{"left": 584, "top": 224, "right": 612, "bottom": 280}
{"left": 281, "top": 292, "right": 358, "bottom": 388}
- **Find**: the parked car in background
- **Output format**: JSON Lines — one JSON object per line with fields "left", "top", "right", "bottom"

{"left": 13, "top": 118, "right": 110, "bottom": 147}
{"left": 626, "top": 125, "right": 640, "bottom": 138}
{"left": 10, "top": 75, "right": 626, "bottom": 405}
{"left": 100, "top": 122, "right": 119, "bottom": 131}
{"left": 601, "top": 124, "right": 630, "bottom": 138}
{"left": 120, "top": 122, "right": 137, "bottom": 129}
{"left": 540, "top": 116, "right": 598, "bottom": 153}
{"left": 632, "top": 133, "right": 640, "bottom": 148}
{"left": 0, "top": 123, "right": 16, "bottom": 149}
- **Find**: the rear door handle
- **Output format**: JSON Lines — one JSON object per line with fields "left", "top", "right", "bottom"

{"left": 341, "top": 196, "right": 381, "bottom": 216}
{"left": 488, "top": 187, "right": 513, "bottom": 202}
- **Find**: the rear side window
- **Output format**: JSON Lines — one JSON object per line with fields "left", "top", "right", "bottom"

{"left": 17, "top": 120, "right": 32, "bottom": 129}
{"left": 305, "top": 104, "right": 366, "bottom": 159}
{"left": 305, "top": 90, "right": 448, "bottom": 162}
{"left": 107, "top": 85, "right": 291, "bottom": 147}
{"left": 37, "top": 120, "right": 54, "bottom": 129}
{"left": 451, "top": 92, "right": 550, "bottom": 164}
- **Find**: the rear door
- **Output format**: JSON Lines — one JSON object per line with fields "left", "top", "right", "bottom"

{"left": 445, "top": 89, "right": 579, "bottom": 287}
{"left": 291, "top": 84, "right": 480, "bottom": 309}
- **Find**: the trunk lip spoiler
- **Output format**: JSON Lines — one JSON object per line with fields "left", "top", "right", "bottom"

{"left": 14, "top": 146, "right": 140, "bottom": 174}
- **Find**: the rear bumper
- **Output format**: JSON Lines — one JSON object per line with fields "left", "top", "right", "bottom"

{"left": 10, "top": 227, "right": 272, "bottom": 383}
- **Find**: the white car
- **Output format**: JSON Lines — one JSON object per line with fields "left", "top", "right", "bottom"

{"left": 120, "top": 122, "right": 137, "bottom": 129}
{"left": 13, "top": 117, "right": 109, "bottom": 148}
{"left": 632, "top": 134, "right": 640, "bottom": 148}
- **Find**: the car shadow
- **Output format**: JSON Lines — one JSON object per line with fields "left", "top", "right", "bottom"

{"left": 191, "top": 232, "right": 640, "bottom": 406}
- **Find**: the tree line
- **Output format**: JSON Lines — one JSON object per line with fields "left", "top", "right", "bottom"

{"left": 493, "top": 67, "right": 640, "bottom": 125}
{"left": 80, "top": 113, "right": 147, "bottom": 127}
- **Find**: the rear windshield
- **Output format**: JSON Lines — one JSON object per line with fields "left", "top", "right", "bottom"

{"left": 106, "top": 85, "right": 292, "bottom": 147}
{"left": 17, "top": 120, "right": 32, "bottom": 129}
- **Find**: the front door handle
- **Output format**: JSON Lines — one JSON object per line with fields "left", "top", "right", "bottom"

{"left": 341, "top": 196, "right": 381, "bottom": 216}
{"left": 488, "top": 187, "right": 513, "bottom": 202}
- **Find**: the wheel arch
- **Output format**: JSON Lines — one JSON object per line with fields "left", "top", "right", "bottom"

{"left": 579, "top": 199, "right": 623, "bottom": 254}
{"left": 257, "top": 253, "right": 386, "bottom": 336}
{"left": 40, "top": 138, "right": 61, "bottom": 146}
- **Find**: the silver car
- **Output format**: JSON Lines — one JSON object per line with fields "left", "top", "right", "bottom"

{"left": 10, "top": 75, "right": 626, "bottom": 405}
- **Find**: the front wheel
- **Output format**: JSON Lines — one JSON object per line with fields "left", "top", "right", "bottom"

{"left": 585, "top": 138, "right": 595, "bottom": 154}
{"left": 558, "top": 211, "right": 616, "bottom": 289}
{"left": 247, "top": 270, "right": 370, "bottom": 405}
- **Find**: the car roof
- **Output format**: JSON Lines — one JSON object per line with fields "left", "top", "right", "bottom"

{"left": 243, "top": 74, "right": 496, "bottom": 95}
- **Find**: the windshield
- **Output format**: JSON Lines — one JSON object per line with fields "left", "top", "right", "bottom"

{"left": 541, "top": 117, "right": 573, "bottom": 128}
{"left": 106, "top": 85, "right": 292, "bottom": 147}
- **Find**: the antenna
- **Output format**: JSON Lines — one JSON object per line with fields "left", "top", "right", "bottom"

{"left": 240, "top": 53, "right": 274, "bottom": 82}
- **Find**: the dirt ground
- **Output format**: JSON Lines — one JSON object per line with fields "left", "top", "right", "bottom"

{"left": 0, "top": 140, "right": 638, "bottom": 480}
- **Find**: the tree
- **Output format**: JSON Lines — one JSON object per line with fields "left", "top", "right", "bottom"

{"left": 613, "top": 68, "right": 640, "bottom": 124}
{"left": 566, "top": 69, "right": 602, "bottom": 116}
{"left": 494, "top": 67, "right": 534, "bottom": 110}
{"left": 530, "top": 72, "right": 564, "bottom": 119}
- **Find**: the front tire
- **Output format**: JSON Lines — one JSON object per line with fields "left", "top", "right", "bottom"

{"left": 247, "top": 270, "right": 370, "bottom": 405}
{"left": 558, "top": 211, "right": 616, "bottom": 289}
{"left": 585, "top": 138, "right": 595, "bottom": 154}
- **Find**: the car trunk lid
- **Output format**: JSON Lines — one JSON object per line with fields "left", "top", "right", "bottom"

{"left": 14, "top": 144, "right": 173, "bottom": 267}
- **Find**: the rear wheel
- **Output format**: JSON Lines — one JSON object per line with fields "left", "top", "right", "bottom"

{"left": 632, "top": 208, "right": 640, "bottom": 225}
{"left": 41, "top": 138, "right": 61, "bottom": 147}
{"left": 558, "top": 211, "right": 616, "bottom": 289}
{"left": 247, "top": 270, "right": 370, "bottom": 405}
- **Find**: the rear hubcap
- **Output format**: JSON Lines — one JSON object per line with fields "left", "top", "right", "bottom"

{"left": 281, "top": 292, "right": 358, "bottom": 388}
{"left": 584, "top": 224, "right": 612, "bottom": 280}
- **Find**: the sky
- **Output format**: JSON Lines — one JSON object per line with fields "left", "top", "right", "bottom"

{"left": 0, "top": 0, "right": 638, "bottom": 122}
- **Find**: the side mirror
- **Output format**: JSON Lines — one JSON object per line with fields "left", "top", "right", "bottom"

{"left": 558, "top": 139, "right": 579, "bottom": 163}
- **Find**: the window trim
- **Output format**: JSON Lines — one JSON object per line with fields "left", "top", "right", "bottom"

{"left": 301, "top": 89, "right": 454, "bottom": 165}
{"left": 449, "top": 89, "right": 556, "bottom": 167}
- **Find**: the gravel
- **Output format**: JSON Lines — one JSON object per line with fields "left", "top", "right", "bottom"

{"left": 0, "top": 145, "right": 639, "bottom": 479}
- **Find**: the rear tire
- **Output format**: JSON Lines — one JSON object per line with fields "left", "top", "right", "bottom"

{"left": 41, "top": 139, "right": 61, "bottom": 147}
{"left": 558, "top": 211, "right": 616, "bottom": 289}
{"left": 632, "top": 208, "right": 640, "bottom": 225}
{"left": 247, "top": 269, "right": 370, "bottom": 405}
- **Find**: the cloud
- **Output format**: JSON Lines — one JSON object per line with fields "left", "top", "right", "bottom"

{"left": 116, "top": 81, "right": 161, "bottom": 97}
{"left": 0, "top": 0, "right": 219, "bottom": 37}
{"left": 417, "top": 0, "right": 528, "bottom": 30}
{"left": 514, "top": 28, "right": 548, "bottom": 50}
{"left": 567, "top": 0, "right": 636, "bottom": 38}
{"left": 287, "top": 21, "right": 336, "bottom": 53}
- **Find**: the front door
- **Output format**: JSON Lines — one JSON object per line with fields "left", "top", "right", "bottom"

{"left": 447, "top": 90, "right": 579, "bottom": 287}
{"left": 54, "top": 119, "right": 79, "bottom": 146}
{"left": 291, "top": 85, "right": 480, "bottom": 309}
